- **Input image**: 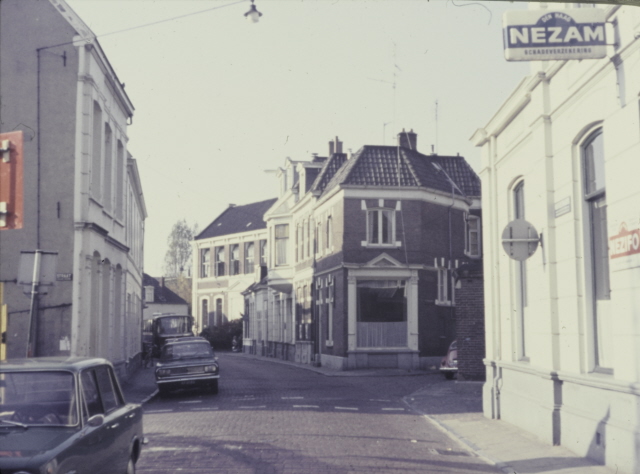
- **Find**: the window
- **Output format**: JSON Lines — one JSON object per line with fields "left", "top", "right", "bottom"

{"left": 215, "top": 298, "right": 223, "bottom": 326}
{"left": 316, "top": 221, "right": 323, "bottom": 255}
{"left": 582, "top": 130, "right": 611, "bottom": 369}
{"left": 244, "top": 242, "right": 255, "bottom": 274}
{"left": 326, "top": 216, "right": 332, "bottom": 249}
{"left": 200, "top": 248, "right": 210, "bottom": 278}
{"left": 259, "top": 239, "right": 267, "bottom": 266}
{"left": 144, "top": 285, "right": 154, "bottom": 303}
{"left": 435, "top": 263, "right": 454, "bottom": 306}
{"left": 368, "top": 209, "right": 394, "bottom": 244}
{"left": 513, "top": 180, "right": 528, "bottom": 358}
{"left": 202, "top": 299, "right": 209, "bottom": 327}
{"left": 301, "top": 221, "right": 307, "bottom": 261}
{"left": 306, "top": 219, "right": 312, "bottom": 258}
{"left": 103, "top": 124, "right": 113, "bottom": 211}
{"left": 357, "top": 280, "right": 406, "bottom": 322}
{"left": 326, "top": 275, "right": 334, "bottom": 345}
{"left": 215, "top": 246, "right": 225, "bottom": 276}
{"left": 116, "top": 141, "right": 124, "bottom": 220}
{"left": 275, "top": 224, "right": 289, "bottom": 266}
{"left": 230, "top": 244, "right": 240, "bottom": 275}
{"left": 91, "top": 102, "right": 102, "bottom": 200}
{"left": 465, "top": 215, "right": 481, "bottom": 258}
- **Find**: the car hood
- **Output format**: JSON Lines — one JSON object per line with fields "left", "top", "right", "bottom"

{"left": 0, "top": 426, "right": 76, "bottom": 459}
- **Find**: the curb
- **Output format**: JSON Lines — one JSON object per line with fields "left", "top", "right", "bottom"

{"left": 225, "top": 351, "right": 440, "bottom": 377}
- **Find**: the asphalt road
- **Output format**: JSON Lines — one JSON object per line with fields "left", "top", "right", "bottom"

{"left": 136, "top": 353, "right": 501, "bottom": 473}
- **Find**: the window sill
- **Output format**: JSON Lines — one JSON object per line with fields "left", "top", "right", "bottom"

{"left": 435, "top": 300, "right": 453, "bottom": 307}
{"left": 360, "top": 241, "right": 402, "bottom": 248}
{"left": 326, "top": 340, "right": 333, "bottom": 347}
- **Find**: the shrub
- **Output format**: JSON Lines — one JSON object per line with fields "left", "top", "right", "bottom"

{"left": 200, "top": 319, "right": 242, "bottom": 351}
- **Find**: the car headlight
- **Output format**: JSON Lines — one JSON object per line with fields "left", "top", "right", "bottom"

{"left": 452, "top": 359, "right": 458, "bottom": 367}
{"left": 204, "top": 365, "right": 218, "bottom": 373}
{"left": 41, "top": 458, "right": 58, "bottom": 474}
{"left": 156, "top": 368, "right": 171, "bottom": 377}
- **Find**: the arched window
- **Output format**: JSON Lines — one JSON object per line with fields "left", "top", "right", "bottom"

{"left": 582, "top": 129, "right": 610, "bottom": 369}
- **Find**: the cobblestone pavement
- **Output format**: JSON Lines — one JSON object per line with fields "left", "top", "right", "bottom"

{"left": 136, "top": 353, "right": 502, "bottom": 473}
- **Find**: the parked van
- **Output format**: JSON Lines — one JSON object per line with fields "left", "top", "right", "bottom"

{"left": 143, "top": 313, "right": 195, "bottom": 358}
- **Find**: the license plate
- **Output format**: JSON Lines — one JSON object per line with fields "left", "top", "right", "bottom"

{"left": 181, "top": 380, "right": 196, "bottom": 385}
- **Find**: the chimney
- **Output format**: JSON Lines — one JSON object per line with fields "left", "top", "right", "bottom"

{"left": 329, "top": 136, "right": 343, "bottom": 155}
{"left": 397, "top": 129, "right": 417, "bottom": 150}
{"left": 160, "top": 277, "right": 165, "bottom": 287}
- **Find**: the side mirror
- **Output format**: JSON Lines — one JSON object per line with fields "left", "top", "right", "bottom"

{"left": 87, "top": 414, "right": 105, "bottom": 427}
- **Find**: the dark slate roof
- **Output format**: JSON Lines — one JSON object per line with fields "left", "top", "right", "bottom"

{"left": 318, "top": 146, "right": 480, "bottom": 198}
{"left": 310, "top": 153, "right": 348, "bottom": 194}
{"left": 143, "top": 274, "right": 188, "bottom": 305}
{"left": 195, "top": 198, "right": 277, "bottom": 240}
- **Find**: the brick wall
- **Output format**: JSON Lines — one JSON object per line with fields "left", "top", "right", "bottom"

{"left": 454, "top": 261, "right": 485, "bottom": 381}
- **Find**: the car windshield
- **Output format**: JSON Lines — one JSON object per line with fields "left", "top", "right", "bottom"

{"left": 156, "top": 316, "right": 191, "bottom": 335}
{"left": 161, "top": 342, "right": 214, "bottom": 361}
{"left": 0, "top": 371, "right": 78, "bottom": 427}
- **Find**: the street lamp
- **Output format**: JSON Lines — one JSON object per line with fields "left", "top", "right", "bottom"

{"left": 244, "top": 0, "right": 262, "bottom": 23}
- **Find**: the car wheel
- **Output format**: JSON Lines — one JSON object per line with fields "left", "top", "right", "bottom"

{"left": 126, "top": 456, "right": 136, "bottom": 474}
{"left": 210, "top": 380, "right": 219, "bottom": 394}
{"left": 443, "top": 372, "right": 455, "bottom": 380}
{"left": 157, "top": 386, "right": 168, "bottom": 398}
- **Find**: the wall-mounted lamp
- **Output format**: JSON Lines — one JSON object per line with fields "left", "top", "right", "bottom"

{"left": 245, "top": 0, "right": 262, "bottom": 23}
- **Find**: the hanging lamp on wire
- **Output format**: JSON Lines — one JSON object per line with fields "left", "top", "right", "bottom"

{"left": 244, "top": 0, "right": 262, "bottom": 23}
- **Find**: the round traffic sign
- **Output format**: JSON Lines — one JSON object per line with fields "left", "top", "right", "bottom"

{"left": 501, "top": 219, "right": 539, "bottom": 261}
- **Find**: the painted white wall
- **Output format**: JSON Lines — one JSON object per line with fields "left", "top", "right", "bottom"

{"left": 473, "top": 5, "right": 640, "bottom": 472}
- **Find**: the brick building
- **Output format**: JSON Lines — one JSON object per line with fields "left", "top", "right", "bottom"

{"left": 242, "top": 131, "right": 482, "bottom": 370}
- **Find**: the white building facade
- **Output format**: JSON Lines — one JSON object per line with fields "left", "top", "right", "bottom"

{"left": 472, "top": 4, "right": 640, "bottom": 472}
{"left": 0, "top": 0, "right": 147, "bottom": 377}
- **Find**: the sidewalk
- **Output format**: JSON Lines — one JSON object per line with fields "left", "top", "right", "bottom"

{"left": 120, "top": 352, "right": 617, "bottom": 474}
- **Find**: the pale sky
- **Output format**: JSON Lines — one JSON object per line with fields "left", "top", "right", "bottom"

{"left": 66, "top": 0, "right": 530, "bottom": 276}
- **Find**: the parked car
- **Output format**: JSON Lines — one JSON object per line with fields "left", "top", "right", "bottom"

{"left": 0, "top": 357, "right": 144, "bottom": 474}
{"left": 440, "top": 340, "right": 458, "bottom": 379}
{"left": 155, "top": 337, "right": 220, "bottom": 396}
{"left": 142, "top": 312, "right": 195, "bottom": 358}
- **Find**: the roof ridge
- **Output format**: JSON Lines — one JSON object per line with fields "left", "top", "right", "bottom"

{"left": 399, "top": 148, "right": 423, "bottom": 187}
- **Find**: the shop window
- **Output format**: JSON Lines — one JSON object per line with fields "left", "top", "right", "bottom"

{"left": 357, "top": 280, "right": 406, "bottom": 322}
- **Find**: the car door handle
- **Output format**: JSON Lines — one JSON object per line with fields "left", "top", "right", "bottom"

{"left": 126, "top": 413, "right": 136, "bottom": 419}
{"left": 109, "top": 423, "right": 120, "bottom": 429}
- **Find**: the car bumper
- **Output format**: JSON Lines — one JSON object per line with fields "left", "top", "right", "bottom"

{"left": 156, "top": 374, "right": 219, "bottom": 385}
{"left": 439, "top": 367, "right": 458, "bottom": 373}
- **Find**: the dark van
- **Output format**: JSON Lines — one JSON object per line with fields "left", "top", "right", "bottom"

{"left": 143, "top": 313, "right": 195, "bottom": 358}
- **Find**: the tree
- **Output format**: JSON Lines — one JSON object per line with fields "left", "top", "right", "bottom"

{"left": 163, "top": 219, "right": 198, "bottom": 277}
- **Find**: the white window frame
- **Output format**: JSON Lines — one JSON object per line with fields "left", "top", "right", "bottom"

{"left": 275, "top": 224, "right": 289, "bottom": 266}
{"left": 200, "top": 248, "right": 210, "bottom": 278}
{"left": 230, "top": 244, "right": 240, "bottom": 275}
{"left": 361, "top": 200, "right": 401, "bottom": 248}
{"left": 326, "top": 275, "right": 334, "bottom": 347}
{"left": 215, "top": 246, "right": 225, "bottom": 277}
{"left": 465, "top": 214, "right": 481, "bottom": 258}
{"left": 435, "top": 258, "right": 455, "bottom": 306}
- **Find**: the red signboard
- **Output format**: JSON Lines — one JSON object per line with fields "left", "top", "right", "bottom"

{"left": 0, "top": 131, "right": 24, "bottom": 230}
{"left": 609, "top": 222, "right": 640, "bottom": 259}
